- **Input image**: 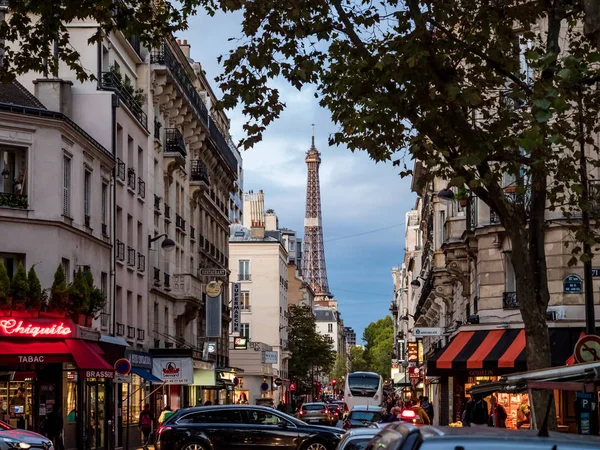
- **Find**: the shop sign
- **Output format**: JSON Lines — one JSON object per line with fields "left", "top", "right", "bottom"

{"left": 468, "top": 369, "right": 495, "bottom": 377}
{"left": 152, "top": 357, "right": 194, "bottom": 384}
{"left": 408, "top": 367, "right": 421, "bottom": 379}
{"left": 563, "top": 274, "right": 583, "bottom": 293}
{"left": 414, "top": 327, "right": 442, "bottom": 337}
{"left": 82, "top": 370, "right": 114, "bottom": 379}
{"left": 0, "top": 319, "right": 74, "bottom": 338}
{"left": 233, "top": 337, "right": 247, "bottom": 350}
{"left": 206, "top": 287, "right": 222, "bottom": 338}
{"left": 417, "top": 340, "right": 424, "bottom": 364}
{"left": 124, "top": 350, "right": 152, "bottom": 369}
{"left": 264, "top": 351, "right": 278, "bottom": 364}
{"left": 407, "top": 342, "right": 418, "bottom": 362}
{"left": 199, "top": 268, "right": 228, "bottom": 277}
{"left": 232, "top": 283, "right": 241, "bottom": 333}
{"left": 289, "top": 382, "right": 296, "bottom": 392}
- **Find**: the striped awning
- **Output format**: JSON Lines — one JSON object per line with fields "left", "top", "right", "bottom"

{"left": 427, "top": 328, "right": 583, "bottom": 376}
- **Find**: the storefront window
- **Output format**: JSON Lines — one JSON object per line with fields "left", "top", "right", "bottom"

{"left": 0, "top": 381, "right": 33, "bottom": 429}
{"left": 66, "top": 372, "right": 77, "bottom": 423}
{"left": 122, "top": 375, "right": 143, "bottom": 425}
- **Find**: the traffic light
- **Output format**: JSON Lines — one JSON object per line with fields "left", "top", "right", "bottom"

{"left": 332, "top": 379, "right": 337, "bottom": 387}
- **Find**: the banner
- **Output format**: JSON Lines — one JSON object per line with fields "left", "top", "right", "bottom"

{"left": 264, "top": 351, "right": 278, "bottom": 364}
{"left": 232, "top": 283, "right": 241, "bottom": 333}
{"left": 206, "top": 294, "right": 222, "bottom": 338}
{"left": 152, "top": 358, "right": 194, "bottom": 384}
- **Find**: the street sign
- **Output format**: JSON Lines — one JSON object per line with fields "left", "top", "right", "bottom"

{"left": 574, "top": 335, "right": 600, "bottom": 363}
{"left": 114, "top": 358, "right": 131, "bottom": 376}
{"left": 414, "top": 327, "right": 442, "bottom": 337}
{"left": 289, "top": 382, "right": 297, "bottom": 392}
{"left": 274, "top": 378, "right": 283, "bottom": 386}
{"left": 199, "top": 268, "right": 227, "bottom": 277}
{"left": 592, "top": 268, "right": 600, "bottom": 277}
{"left": 564, "top": 274, "right": 583, "bottom": 293}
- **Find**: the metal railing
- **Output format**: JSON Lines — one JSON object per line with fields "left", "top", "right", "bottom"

{"left": 137, "top": 328, "right": 145, "bottom": 340}
{"left": 127, "top": 246, "right": 136, "bottom": 266}
{"left": 154, "top": 120, "right": 162, "bottom": 141}
{"left": 154, "top": 194, "right": 161, "bottom": 211}
{"left": 100, "top": 71, "right": 148, "bottom": 130}
{"left": 502, "top": 292, "right": 519, "bottom": 309}
{"left": 208, "top": 119, "right": 239, "bottom": 174}
{"left": 116, "top": 158, "right": 126, "bottom": 181}
{"left": 164, "top": 204, "right": 171, "bottom": 219}
{"left": 190, "top": 226, "right": 196, "bottom": 241}
{"left": 164, "top": 272, "right": 171, "bottom": 289}
{"left": 127, "top": 168, "right": 136, "bottom": 190}
{"left": 127, "top": 326, "right": 136, "bottom": 339}
{"left": 137, "top": 253, "right": 145, "bottom": 272}
{"left": 175, "top": 214, "right": 186, "bottom": 231}
{"left": 116, "top": 240, "right": 125, "bottom": 261}
{"left": 191, "top": 160, "right": 210, "bottom": 184}
{"left": 138, "top": 178, "right": 146, "bottom": 198}
{"left": 0, "top": 193, "right": 28, "bottom": 209}
{"left": 116, "top": 322, "right": 125, "bottom": 336}
{"left": 153, "top": 267, "right": 160, "bottom": 284}
{"left": 127, "top": 36, "right": 142, "bottom": 59}
{"left": 238, "top": 274, "right": 251, "bottom": 281}
{"left": 165, "top": 128, "right": 186, "bottom": 157}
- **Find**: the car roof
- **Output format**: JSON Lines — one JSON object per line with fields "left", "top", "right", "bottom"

{"left": 344, "top": 427, "right": 381, "bottom": 437}
{"left": 303, "top": 402, "right": 326, "bottom": 406}
{"left": 174, "top": 405, "right": 280, "bottom": 413}
{"left": 351, "top": 405, "right": 382, "bottom": 411}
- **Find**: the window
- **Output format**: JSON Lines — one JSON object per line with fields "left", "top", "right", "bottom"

{"left": 439, "top": 210, "right": 446, "bottom": 244}
{"left": 239, "top": 260, "right": 250, "bottom": 281}
{"left": 0, "top": 146, "right": 27, "bottom": 196}
{"left": 84, "top": 169, "right": 91, "bottom": 221}
{"left": 328, "top": 323, "right": 333, "bottom": 333}
{"left": 177, "top": 410, "right": 242, "bottom": 424}
{"left": 101, "top": 182, "right": 108, "bottom": 229}
{"left": 241, "top": 291, "right": 250, "bottom": 311}
{"left": 240, "top": 323, "right": 250, "bottom": 339}
{"left": 62, "top": 155, "right": 71, "bottom": 216}
{"left": 245, "top": 409, "right": 286, "bottom": 426}
{"left": 504, "top": 252, "right": 516, "bottom": 292}
{"left": 61, "top": 258, "right": 70, "bottom": 283}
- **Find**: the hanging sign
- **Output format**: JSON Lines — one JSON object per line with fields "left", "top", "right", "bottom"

{"left": 407, "top": 342, "right": 418, "bottom": 362}
{"left": 408, "top": 367, "right": 421, "bottom": 379}
{"left": 206, "top": 282, "right": 223, "bottom": 338}
{"left": 233, "top": 337, "right": 247, "bottom": 350}
{"left": 199, "top": 268, "right": 227, "bottom": 277}
{"left": 564, "top": 274, "right": 583, "bottom": 293}
{"left": 289, "top": 382, "right": 297, "bottom": 392}
{"left": 152, "top": 358, "right": 194, "bottom": 384}
{"left": 232, "top": 283, "right": 241, "bottom": 333}
{"left": 413, "top": 328, "right": 442, "bottom": 337}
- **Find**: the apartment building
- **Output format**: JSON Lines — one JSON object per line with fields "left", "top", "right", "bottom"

{"left": 315, "top": 304, "right": 346, "bottom": 359}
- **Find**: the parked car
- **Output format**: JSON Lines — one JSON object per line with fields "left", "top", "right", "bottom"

{"left": 156, "top": 405, "right": 344, "bottom": 450}
{"left": 255, "top": 397, "right": 275, "bottom": 408}
{"left": 0, "top": 420, "right": 54, "bottom": 450}
{"left": 327, "top": 403, "right": 343, "bottom": 423}
{"left": 365, "top": 422, "right": 600, "bottom": 450}
{"left": 343, "top": 406, "right": 384, "bottom": 430}
{"left": 336, "top": 427, "right": 380, "bottom": 450}
{"left": 299, "top": 402, "right": 336, "bottom": 426}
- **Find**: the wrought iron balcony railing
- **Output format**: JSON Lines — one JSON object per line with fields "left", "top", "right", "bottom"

{"left": 100, "top": 71, "right": 148, "bottom": 130}
{"left": 116, "top": 240, "right": 125, "bottom": 261}
{"left": 116, "top": 158, "right": 126, "bottom": 181}
{"left": 164, "top": 203, "right": 171, "bottom": 219}
{"left": 116, "top": 322, "right": 125, "bottom": 336}
{"left": 191, "top": 160, "right": 210, "bottom": 185}
{"left": 137, "top": 252, "right": 145, "bottom": 272}
{"left": 154, "top": 194, "right": 161, "bottom": 211}
{"left": 127, "top": 326, "right": 136, "bottom": 339}
{"left": 127, "top": 246, "right": 136, "bottom": 266}
{"left": 0, "top": 193, "right": 28, "bottom": 209}
{"left": 502, "top": 292, "right": 519, "bottom": 309}
{"left": 175, "top": 214, "right": 186, "bottom": 231}
{"left": 138, "top": 178, "right": 145, "bottom": 199}
{"left": 127, "top": 168, "right": 136, "bottom": 190}
{"left": 238, "top": 274, "right": 251, "bottom": 281}
{"left": 165, "top": 128, "right": 186, "bottom": 158}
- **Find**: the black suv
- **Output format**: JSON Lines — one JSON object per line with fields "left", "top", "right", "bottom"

{"left": 156, "top": 405, "right": 344, "bottom": 450}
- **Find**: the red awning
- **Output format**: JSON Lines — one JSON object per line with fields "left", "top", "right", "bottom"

{"left": 0, "top": 340, "right": 72, "bottom": 364}
{"left": 65, "top": 340, "right": 114, "bottom": 377}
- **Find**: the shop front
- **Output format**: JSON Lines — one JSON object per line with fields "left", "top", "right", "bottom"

{"left": 0, "top": 317, "right": 114, "bottom": 450}
{"left": 426, "top": 327, "right": 583, "bottom": 426}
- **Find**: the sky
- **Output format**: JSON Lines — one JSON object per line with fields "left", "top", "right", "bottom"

{"left": 185, "top": 11, "right": 416, "bottom": 338}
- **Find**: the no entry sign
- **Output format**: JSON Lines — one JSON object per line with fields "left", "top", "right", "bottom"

{"left": 574, "top": 335, "right": 600, "bottom": 363}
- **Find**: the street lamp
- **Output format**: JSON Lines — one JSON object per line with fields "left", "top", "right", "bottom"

{"left": 400, "top": 314, "right": 415, "bottom": 321}
{"left": 437, "top": 187, "right": 455, "bottom": 201}
{"left": 411, "top": 276, "right": 426, "bottom": 287}
{"left": 148, "top": 233, "right": 176, "bottom": 251}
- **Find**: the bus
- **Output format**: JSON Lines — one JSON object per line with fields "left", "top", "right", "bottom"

{"left": 344, "top": 371, "right": 383, "bottom": 411}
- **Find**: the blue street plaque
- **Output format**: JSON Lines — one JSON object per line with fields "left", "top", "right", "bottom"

{"left": 592, "top": 269, "right": 600, "bottom": 278}
{"left": 563, "top": 274, "right": 583, "bottom": 293}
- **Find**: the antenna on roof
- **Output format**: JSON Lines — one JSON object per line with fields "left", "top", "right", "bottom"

{"left": 311, "top": 124, "right": 315, "bottom": 147}
{"left": 537, "top": 396, "right": 553, "bottom": 437}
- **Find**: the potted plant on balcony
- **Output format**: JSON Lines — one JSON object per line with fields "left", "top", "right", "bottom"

{"left": 456, "top": 187, "right": 469, "bottom": 207}
{"left": 9, "top": 262, "right": 30, "bottom": 316}
{"left": 0, "top": 262, "right": 11, "bottom": 316}
{"left": 84, "top": 271, "right": 105, "bottom": 327}
{"left": 44, "top": 264, "right": 70, "bottom": 318}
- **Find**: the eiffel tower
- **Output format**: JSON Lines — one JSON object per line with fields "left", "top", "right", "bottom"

{"left": 302, "top": 126, "right": 332, "bottom": 303}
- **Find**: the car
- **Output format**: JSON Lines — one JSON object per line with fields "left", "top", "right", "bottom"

{"left": 336, "top": 427, "right": 380, "bottom": 450}
{"left": 327, "top": 403, "right": 343, "bottom": 423}
{"left": 155, "top": 404, "right": 344, "bottom": 450}
{"left": 343, "top": 406, "right": 384, "bottom": 430}
{"left": 0, "top": 420, "right": 54, "bottom": 450}
{"left": 365, "top": 422, "right": 600, "bottom": 450}
{"left": 299, "top": 402, "right": 336, "bottom": 426}
{"left": 255, "top": 397, "right": 275, "bottom": 408}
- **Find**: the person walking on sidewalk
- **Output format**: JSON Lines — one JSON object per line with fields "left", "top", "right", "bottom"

{"left": 138, "top": 404, "right": 154, "bottom": 450}
{"left": 158, "top": 405, "right": 174, "bottom": 425}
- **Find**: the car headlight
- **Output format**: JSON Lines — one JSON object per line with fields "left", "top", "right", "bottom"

{"left": 2, "top": 439, "right": 31, "bottom": 449}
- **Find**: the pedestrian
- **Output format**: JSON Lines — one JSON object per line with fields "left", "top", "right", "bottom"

{"left": 158, "top": 405, "right": 173, "bottom": 425}
{"left": 412, "top": 398, "right": 431, "bottom": 425}
{"left": 45, "top": 406, "right": 64, "bottom": 450}
{"left": 421, "top": 396, "right": 434, "bottom": 423}
{"left": 516, "top": 396, "right": 531, "bottom": 429}
{"left": 488, "top": 395, "right": 507, "bottom": 428}
{"left": 138, "top": 404, "right": 154, "bottom": 450}
{"left": 464, "top": 394, "right": 488, "bottom": 427}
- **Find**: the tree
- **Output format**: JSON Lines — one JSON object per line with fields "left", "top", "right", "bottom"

{"left": 9, "top": 262, "right": 28, "bottom": 310}
{"left": 348, "top": 346, "right": 368, "bottom": 373}
{"left": 26, "top": 265, "right": 42, "bottom": 311}
{"left": 84, "top": 271, "right": 106, "bottom": 318}
{"left": 0, "top": 262, "right": 10, "bottom": 309}
{"left": 363, "top": 316, "right": 394, "bottom": 379}
{"left": 288, "top": 305, "right": 335, "bottom": 395}
{"left": 69, "top": 267, "right": 90, "bottom": 316}
{"left": 329, "top": 354, "right": 348, "bottom": 391}
{"left": 48, "top": 264, "right": 69, "bottom": 313}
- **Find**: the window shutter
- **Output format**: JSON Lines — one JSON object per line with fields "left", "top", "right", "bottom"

{"left": 62, "top": 156, "right": 71, "bottom": 216}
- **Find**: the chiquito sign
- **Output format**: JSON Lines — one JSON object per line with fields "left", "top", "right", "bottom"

{"left": 0, "top": 319, "right": 74, "bottom": 338}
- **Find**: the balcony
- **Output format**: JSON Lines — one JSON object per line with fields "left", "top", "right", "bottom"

{"left": 164, "top": 204, "right": 171, "bottom": 220}
{"left": 164, "top": 272, "right": 171, "bottom": 290}
{"left": 127, "top": 246, "right": 136, "bottom": 266}
{"left": 116, "top": 322, "right": 125, "bottom": 336}
{"left": 173, "top": 273, "right": 203, "bottom": 300}
{"left": 137, "top": 328, "right": 145, "bottom": 340}
{"left": 208, "top": 120, "right": 239, "bottom": 175}
{"left": 116, "top": 240, "right": 125, "bottom": 262}
{"left": 502, "top": 292, "right": 519, "bottom": 309}
{"left": 175, "top": 214, "right": 186, "bottom": 231}
{"left": 154, "top": 119, "right": 162, "bottom": 141}
{"left": 154, "top": 194, "right": 161, "bottom": 212}
{"left": 138, "top": 178, "right": 146, "bottom": 199}
{"left": 127, "top": 168, "right": 136, "bottom": 191}
{"left": 190, "top": 226, "right": 196, "bottom": 241}
{"left": 126, "top": 35, "right": 142, "bottom": 59}
{"left": 191, "top": 159, "right": 210, "bottom": 185}
{"left": 116, "top": 158, "right": 126, "bottom": 182}
{"left": 153, "top": 267, "right": 160, "bottom": 285}
{"left": 84, "top": 215, "right": 90, "bottom": 227}
{"left": 137, "top": 252, "right": 145, "bottom": 272}
{"left": 164, "top": 128, "right": 186, "bottom": 165}
{"left": 100, "top": 71, "right": 148, "bottom": 130}
{"left": 102, "top": 223, "right": 108, "bottom": 236}
{"left": 127, "top": 326, "right": 136, "bottom": 339}
{"left": 0, "top": 193, "right": 28, "bottom": 209}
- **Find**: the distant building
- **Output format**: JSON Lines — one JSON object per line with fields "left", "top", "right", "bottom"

{"left": 344, "top": 327, "right": 357, "bottom": 347}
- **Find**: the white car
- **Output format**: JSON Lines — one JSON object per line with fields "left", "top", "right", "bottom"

{"left": 0, "top": 420, "right": 54, "bottom": 450}
{"left": 336, "top": 428, "right": 380, "bottom": 450}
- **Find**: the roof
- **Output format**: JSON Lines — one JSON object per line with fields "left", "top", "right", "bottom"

{"left": 340, "top": 427, "right": 380, "bottom": 438}
{"left": 315, "top": 308, "right": 337, "bottom": 322}
{"left": 0, "top": 80, "right": 46, "bottom": 109}
{"left": 229, "top": 223, "right": 280, "bottom": 243}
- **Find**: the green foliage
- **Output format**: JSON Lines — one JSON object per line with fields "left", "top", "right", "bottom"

{"left": 9, "top": 262, "right": 28, "bottom": 310}
{"left": 48, "top": 264, "right": 69, "bottom": 313}
{"left": 69, "top": 268, "right": 90, "bottom": 315}
{"left": 288, "top": 305, "right": 335, "bottom": 395}
{"left": 0, "top": 262, "right": 11, "bottom": 309}
{"left": 84, "top": 271, "right": 106, "bottom": 317}
{"left": 349, "top": 345, "right": 369, "bottom": 372}
{"left": 26, "top": 265, "right": 43, "bottom": 311}
{"left": 362, "top": 316, "right": 394, "bottom": 379}
{"left": 329, "top": 354, "right": 348, "bottom": 390}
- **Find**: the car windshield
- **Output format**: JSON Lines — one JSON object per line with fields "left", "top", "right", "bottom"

{"left": 344, "top": 439, "right": 371, "bottom": 450}
{"left": 349, "top": 411, "right": 381, "bottom": 422}
{"left": 348, "top": 374, "right": 380, "bottom": 396}
{"left": 303, "top": 404, "right": 325, "bottom": 411}
{"left": 328, "top": 405, "right": 340, "bottom": 410}
{"left": 0, "top": 421, "right": 11, "bottom": 431}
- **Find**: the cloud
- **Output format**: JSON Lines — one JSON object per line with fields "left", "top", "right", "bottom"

{"left": 186, "top": 12, "right": 417, "bottom": 336}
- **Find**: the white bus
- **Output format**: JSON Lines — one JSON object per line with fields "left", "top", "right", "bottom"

{"left": 344, "top": 371, "right": 383, "bottom": 411}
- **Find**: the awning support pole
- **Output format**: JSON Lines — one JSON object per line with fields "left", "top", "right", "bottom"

{"left": 144, "top": 383, "right": 167, "bottom": 403}
{"left": 527, "top": 385, "right": 537, "bottom": 430}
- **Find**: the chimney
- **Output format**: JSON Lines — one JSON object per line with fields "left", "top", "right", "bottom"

{"left": 179, "top": 39, "right": 191, "bottom": 58}
{"left": 32, "top": 78, "right": 73, "bottom": 117}
{"left": 251, "top": 221, "right": 265, "bottom": 239}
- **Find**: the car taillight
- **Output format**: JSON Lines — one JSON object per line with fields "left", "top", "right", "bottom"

{"left": 299, "top": 410, "right": 305, "bottom": 415}
{"left": 401, "top": 410, "right": 416, "bottom": 419}
{"left": 156, "top": 425, "right": 171, "bottom": 436}
{"left": 321, "top": 409, "right": 328, "bottom": 414}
